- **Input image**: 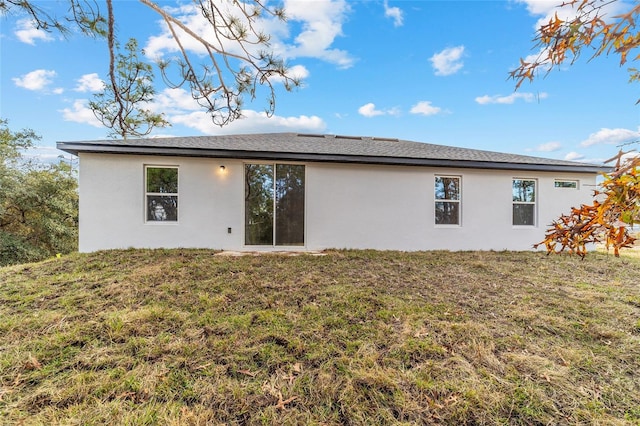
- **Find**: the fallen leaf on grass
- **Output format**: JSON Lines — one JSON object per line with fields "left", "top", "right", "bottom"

{"left": 116, "top": 391, "right": 136, "bottom": 400}
{"left": 274, "top": 391, "right": 298, "bottom": 410}
{"left": 425, "top": 395, "right": 444, "bottom": 409}
{"left": 445, "top": 393, "right": 460, "bottom": 407}
{"left": 282, "top": 373, "right": 296, "bottom": 385}
{"left": 25, "top": 353, "right": 41, "bottom": 370}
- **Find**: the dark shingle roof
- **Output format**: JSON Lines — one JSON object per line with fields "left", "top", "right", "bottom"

{"left": 57, "top": 133, "right": 606, "bottom": 173}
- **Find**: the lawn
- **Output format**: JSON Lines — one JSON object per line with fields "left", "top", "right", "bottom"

{"left": 1, "top": 249, "right": 639, "bottom": 425}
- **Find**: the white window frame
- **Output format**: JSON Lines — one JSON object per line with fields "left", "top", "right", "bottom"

{"left": 144, "top": 165, "right": 179, "bottom": 224}
{"left": 512, "top": 178, "right": 536, "bottom": 227}
{"left": 554, "top": 179, "right": 579, "bottom": 189}
{"left": 434, "top": 175, "right": 461, "bottom": 226}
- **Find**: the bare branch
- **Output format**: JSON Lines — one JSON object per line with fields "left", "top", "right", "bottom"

{"left": 139, "top": 0, "right": 299, "bottom": 127}
{"left": 4, "top": 0, "right": 301, "bottom": 130}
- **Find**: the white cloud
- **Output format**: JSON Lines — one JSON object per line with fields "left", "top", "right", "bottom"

{"left": 170, "top": 109, "right": 326, "bottom": 135}
{"left": 535, "top": 141, "right": 561, "bottom": 152}
{"left": 580, "top": 127, "right": 640, "bottom": 147}
{"left": 410, "top": 101, "right": 442, "bottom": 116}
{"left": 145, "top": 0, "right": 354, "bottom": 69}
{"left": 60, "top": 99, "right": 103, "bottom": 128}
{"left": 384, "top": 0, "right": 403, "bottom": 27}
{"left": 75, "top": 73, "right": 104, "bottom": 92}
{"left": 21, "top": 146, "right": 68, "bottom": 163}
{"left": 12, "top": 69, "right": 57, "bottom": 91}
{"left": 515, "top": 0, "right": 629, "bottom": 30}
{"left": 430, "top": 46, "right": 465, "bottom": 76}
{"left": 152, "top": 88, "right": 202, "bottom": 115}
{"left": 281, "top": 0, "right": 353, "bottom": 67}
{"left": 475, "top": 92, "right": 548, "bottom": 105}
{"left": 357, "top": 102, "right": 400, "bottom": 118}
{"left": 149, "top": 86, "right": 325, "bottom": 134}
{"left": 358, "top": 103, "right": 384, "bottom": 117}
{"left": 14, "top": 18, "right": 53, "bottom": 45}
{"left": 270, "top": 64, "right": 310, "bottom": 86}
{"left": 288, "top": 64, "right": 310, "bottom": 80}
{"left": 57, "top": 83, "right": 326, "bottom": 136}
{"left": 515, "top": 0, "right": 565, "bottom": 17}
{"left": 564, "top": 151, "right": 585, "bottom": 161}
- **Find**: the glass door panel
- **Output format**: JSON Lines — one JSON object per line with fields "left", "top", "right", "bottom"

{"left": 244, "top": 164, "right": 274, "bottom": 245}
{"left": 275, "top": 164, "right": 305, "bottom": 246}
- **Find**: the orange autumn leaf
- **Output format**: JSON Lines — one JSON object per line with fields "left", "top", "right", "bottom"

{"left": 511, "top": 1, "right": 640, "bottom": 104}
{"left": 535, "top": 151, "right": 639, "bottom": 257}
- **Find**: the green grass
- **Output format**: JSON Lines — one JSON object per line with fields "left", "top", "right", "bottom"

{"left": 1, "top": 249, "right": 639, "bottom": 425}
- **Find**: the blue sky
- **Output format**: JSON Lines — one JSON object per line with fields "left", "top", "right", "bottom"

{"left": 1, "top": 0, "right": 638, "bottom": 164}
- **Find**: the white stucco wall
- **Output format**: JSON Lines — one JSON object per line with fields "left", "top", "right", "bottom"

{"left": 77, "top": 153, "right": 596, "bottom": 252}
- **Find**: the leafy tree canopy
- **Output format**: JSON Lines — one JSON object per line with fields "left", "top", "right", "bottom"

{"left": 0, "top": 119, "right": 78, "bottom": 266}
{"left": 0, "top": 118, "right": 39, "bottom": 161}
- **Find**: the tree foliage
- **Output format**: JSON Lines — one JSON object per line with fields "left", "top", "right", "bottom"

{"left": 90, "top": 38, "right": 170, "bottom": 138}
{"left": 511, "top": 0, "right": 640, "bottom": 103}
{"left": 535, "top": 151, "right": 639, "bottom": 257}
{"left": 0, "top": 0, "right": 107, "bottom": 37}
{"left": 0, "top": 119, "right": 78, "bottom": 266}
{"left": 512, "top": 0, "right": 640, "bottom": 255}
{"left": 1, "top": 0, "right": 300, "bottom": 134}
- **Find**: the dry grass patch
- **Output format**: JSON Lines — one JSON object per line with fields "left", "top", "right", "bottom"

{"left": 1, "top": 249, "right": 639, "bottom": 424}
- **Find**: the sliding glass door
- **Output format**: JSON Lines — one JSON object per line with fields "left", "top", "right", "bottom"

{"left": 245, "top": 164, "right": 305, "bottom": 246}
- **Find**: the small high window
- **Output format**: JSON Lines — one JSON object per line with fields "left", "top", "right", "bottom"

{"left": 435, "top": 176, "right": 461, "bottom": 225}
{"left": 145, "top": 166, "right": 178, "bottom": 222}
{"left": 512, "top": 179, "right": 536, "bottom": 226}
{"left": 554, "top": 179, "right": 578, "bottom": 189}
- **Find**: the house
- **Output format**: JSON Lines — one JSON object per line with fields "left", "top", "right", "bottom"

{"left": 57, "top": 133, "right": 605, "bottom": 253}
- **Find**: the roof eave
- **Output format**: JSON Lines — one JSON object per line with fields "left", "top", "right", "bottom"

{"left": 56, "top": 142, "right": 609, "bottom": 174}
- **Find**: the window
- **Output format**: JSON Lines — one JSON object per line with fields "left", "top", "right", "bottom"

{"left": 435, "top": 176, "right": 461, "bottom": 225}
{"left": 145, "top": 166, "right": 178, "bottom": 222}
{"left": 245, "top": 163, "right": 305, "bottom": 246}
{"left": 554, "top": 179, "right": 578, "bottom": 189}
{"left": 512, "top": 179, "right": 536, "bottom": 226}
